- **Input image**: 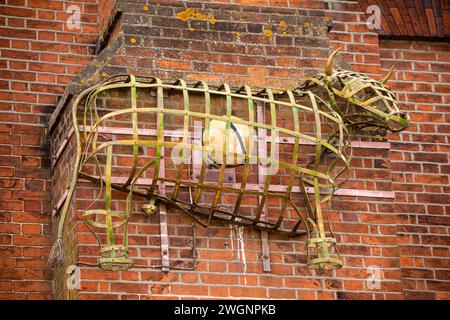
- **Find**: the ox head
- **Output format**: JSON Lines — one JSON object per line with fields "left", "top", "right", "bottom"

{"left": 306, "top": 48, "right": 410, "bottom": 132}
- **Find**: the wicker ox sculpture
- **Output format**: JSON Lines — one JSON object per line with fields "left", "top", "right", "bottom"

{"left": 49, "top": 49, "right": 409, "bottom": 271}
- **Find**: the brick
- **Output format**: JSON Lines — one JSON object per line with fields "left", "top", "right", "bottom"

{"left": 200, "top": 273, "right": 238, "bottom": 285}
{"left": 268, "top": 288, "right": 296, "bottom": 299}
{"left": 0, "top": 27, "right": 36, "bottom": 39}
{"left": 156, "top": 60, "right": 192, "bottom": 71}
{"left": 28, "top": 0, "right": 63, "bottom": 10}
{"left": 0, "top": 7, "right": 36, "bottom": 18}
{"left": 22, "top": 247, "right": 42, "bottom": 257}
{"left": 0, "top": 200, "right": 23, "bottom": 211}
{"left": 415, "top": 174, "right": 448, "bottom": 185}
{"left": 0, "top": 167, "right": 14, "bottom": 177}
{"left": 78, "top": 293, "right": 120, "bottom": 300}
{"left": 21, "top": 224, "right": 42, "bottom": 235}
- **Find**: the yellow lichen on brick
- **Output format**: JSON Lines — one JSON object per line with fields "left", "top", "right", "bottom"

{"left": 263, "top": 28, "right": 273, "bottom": 37}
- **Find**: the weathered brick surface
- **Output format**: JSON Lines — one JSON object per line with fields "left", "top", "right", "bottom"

{"left": 0, "top": 0, "right": 448, "bottom": 300}
{"left": 49, "top": 0, "right": 403, "bottom": 301}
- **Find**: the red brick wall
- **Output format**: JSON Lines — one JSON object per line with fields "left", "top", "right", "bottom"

{"left": 380, "top": 39, "right": 450, "bottom": 299}
{"left": 0, "top": 0, "right": 99, "bottom": 299}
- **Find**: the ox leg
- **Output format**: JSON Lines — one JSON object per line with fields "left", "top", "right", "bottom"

{"left": 305, "top": 179, "right": 342, "bottom": 270}
{"left": 83, "top": 145, "right": 133, "bottom": 271}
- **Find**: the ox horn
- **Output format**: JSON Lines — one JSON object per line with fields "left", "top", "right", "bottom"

{"left": 380, "top": 65, "right": 395, "bottom": 84}
{"left": 325, "top": 48, "right": 341, "bottom": 76}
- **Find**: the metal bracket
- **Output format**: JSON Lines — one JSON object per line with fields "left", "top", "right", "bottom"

{"left": 256, "top": 101, "right": 271, "bottom": 273}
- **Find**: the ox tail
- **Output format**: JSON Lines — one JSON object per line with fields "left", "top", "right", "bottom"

{"left": 48, "top": 85, "right": 95, "bottom": 268}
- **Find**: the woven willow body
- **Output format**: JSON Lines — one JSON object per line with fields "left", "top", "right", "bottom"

{"left": 50, "top": 49, "right": 408, "bottom": 271}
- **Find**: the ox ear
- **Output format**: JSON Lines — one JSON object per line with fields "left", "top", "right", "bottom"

{"left": 380, "top": 65, "right": 394, "bottom": 84}
{"left": 325, "top": 48, "right": 341, "bottom": 76}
